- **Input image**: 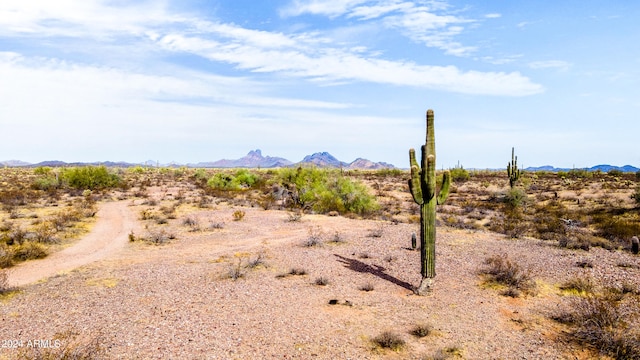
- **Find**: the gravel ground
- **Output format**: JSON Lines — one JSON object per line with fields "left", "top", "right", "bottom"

{"left": 1, "top": 200, "right": 639, "bottom": 359}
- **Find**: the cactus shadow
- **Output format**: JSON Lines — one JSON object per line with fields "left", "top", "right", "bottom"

{"left": 334, "top": 254, "right": 414, "bottom": 291}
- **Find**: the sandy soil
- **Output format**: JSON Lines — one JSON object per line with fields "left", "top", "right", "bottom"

{"left": 1, "top": 193, "right": 639, "bottom": 359}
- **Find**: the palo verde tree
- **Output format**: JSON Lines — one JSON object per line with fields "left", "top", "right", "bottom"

{"left": 409, "top": 109, "right": 451, "bottom": 295}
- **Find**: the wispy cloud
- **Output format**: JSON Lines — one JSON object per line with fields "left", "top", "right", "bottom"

{"left": 0, "top": 0, "right": 543, "bottom": 106}
{"left": 281, "top": 0, "right": 481, "bottom": 57}
{"left": 157, "top": 29, "right": 542, "bottom": 96}
{"left": 528, "top": 60, "right": 572, "bottom": 71}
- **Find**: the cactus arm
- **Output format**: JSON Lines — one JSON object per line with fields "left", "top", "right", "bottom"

{"left": 437, "top": 170, "right": 451, "bottom": 205}
{"left": 425, "top": 154, "right": 436, "bottom": 200}
{"left": 409, "top": 165, "right": 424, "bottom": 205}
{"left": 409, "top": 149, "right": 424, "bottom": 205}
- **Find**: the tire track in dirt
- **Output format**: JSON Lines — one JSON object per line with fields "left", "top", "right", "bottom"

{"left": 8, "top": 201, "right": 139, "bottom": 287}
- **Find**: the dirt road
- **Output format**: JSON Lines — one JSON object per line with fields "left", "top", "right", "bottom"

{"left": 8, "top": 201, "right": 138, "bottom": 287}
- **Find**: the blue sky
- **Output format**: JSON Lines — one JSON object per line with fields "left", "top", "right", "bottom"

{"left": 1, "top": 1, "right": 638, "bottom": 168}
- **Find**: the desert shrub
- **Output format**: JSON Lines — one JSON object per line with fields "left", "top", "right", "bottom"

{"left": 559, "top": 277, "right": 595, "bottom": 295}
{"left": 593, "top": 214, "right": 640, "bottom": 245}
{"left": 631, "top": 185, "right": 640, "bottom": 207}
{"left": 5, "top": 226, "right": 27, "bottom": 246}
{"left": 372, "top": 331, "right": 405, "bottom": 351}
{"left": 33, "top": 222, "right": 58, "bottom": 244}
{"left": 288, "top": 268, "right": 307, "bottom": 276}
{"left": 207, "top": 169, "right": 261, "bottom": 191}
{"left": 232, "top": 210, "right": 245, "bottom": 221}
{"left": 182, "top": 216, "right": 200, "bottom": 231}
{"left": 31, "top": 175, "right": 60, "bottom": 191}
{"left": 608, "top": 169, "right": 623, "bottom": 177}
{"left": 410, "top": 324, "right": 432, "bottom": 338}
{"left": 328, "top": 231, "right": 345, "bottom": 244}
{"left": 270, "top": 167, "right": 379, "bottom": 215}
{"left": 566, "top": 168, "right": 592, "bottom": 179}
{"left": 314, "top": 276, "right": 329, "bottom": 286}
{"left": 226, "top": 260, "right": 245, "bottom": 280}
{"left": 286, "top": 211, "right": 303, "bottom": 222}
{"left": 13, "top": 241, "right": 48, "bottom": 262}
{"left": 0, "top": 269, "right": 10, "bottom": 294}
{"left": 302, "top": 227, "right": 323, "bottom": 247}
{"left": 60, "top": 166, "right": 121, "bottom": 190}
{"left": 449, "top": 165, "right": 470, "bottom": 183}
{"left": 145, "top": 228, "right": 170, "bottom": 244}
{"left": 209, "top": 221, "right": 225, "bottom": 230}
{"left": 0, "top": 244, "right": 15, "bottom": 268}
{"left": 50, "top": 208, "right": 83, "bottom": 231}
{"left": 504, "top": 187, "right": 527, "bottom": 209}
{"left": 559, "top": 294, "right": 640, "bottom": 359}
{"left": 246, "top": 253, "right": 266, "bottom": 269}
{"left": 559, "top": 231, "right": 614, "bottom": 251}
{"left": 359, "top": 282, "right": 375, "bottom": 292}
{"left": 479, "top": 254, "right": 537, "bottom": 296}
{"left": 498, "top": 207, "right": 528, "bottom": 239}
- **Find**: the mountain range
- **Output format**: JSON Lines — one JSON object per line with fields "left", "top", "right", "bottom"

{"left": 0, "top": 150, "right": 396, "bottom": 170}
{"left": 524, "top": 164, "right": 639, "bottom": 173}
{"left": 1, "top": 152, "right": 638, "bottom": 172}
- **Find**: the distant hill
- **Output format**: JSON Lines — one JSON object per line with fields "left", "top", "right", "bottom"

{"left": 346, "top": 158, "right": 395, "bottom": 170}
{"left": 0, "top": 160, "right": 31, "bottom": 167}
{"left": 29, "top": 160, "right": 137, "bottom": 168}
{"left": 192, "top": 149, "right": 293, "bottom": 168}
{"left": 298, "top": 152, "right": 347, "bottom": 168}
{"left": 525, "top": 164, "right": 639, "bottom": 173}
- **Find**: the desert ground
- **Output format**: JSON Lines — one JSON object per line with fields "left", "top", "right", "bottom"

{"left": 0, "top": 167, "right": 639, "bottom": 359}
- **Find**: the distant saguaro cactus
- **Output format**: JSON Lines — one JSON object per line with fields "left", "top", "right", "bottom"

{"left": 507, "top": 147, "right": 521, "bottom": 188}
{"left": 409, "top": 109, "right": 451, "bottom": 295}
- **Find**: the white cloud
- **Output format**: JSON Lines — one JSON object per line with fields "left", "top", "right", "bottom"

{"left": 485, "top": 13, "right": 501, "bottom": 18}
{"left": 281, "top": 1, "right": 479, "bottom": 56}
{"left": 280, "top": 0, "right": 369, "bottom": 18}
{"left": 528, "top": 60, "right": 572, "bottom": 71}
{"left": 157, "top": 31, "right": 542, "bottom": 96}
{"left": 0, "top": 0, "right": 176, "bottom": 38}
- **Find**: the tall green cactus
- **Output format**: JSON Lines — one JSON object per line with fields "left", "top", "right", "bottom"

{"left": 409, "top": 109, "right": 451, "bottom": 295}
{"left": 507, "top": 147, "right": 520, "bottom": 188}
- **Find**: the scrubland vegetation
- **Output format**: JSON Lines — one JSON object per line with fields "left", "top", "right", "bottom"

{"left": 1, "top": 164, "right": 639, "bottom": 358}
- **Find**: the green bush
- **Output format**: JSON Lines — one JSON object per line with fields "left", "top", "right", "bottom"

{"left": 504, "top": 187, "right": 527, "bottom": 208}
{"left": 60, "top": 166, "right": 121, "bottom": 190}
{"left": 567, "top": 168, "right": 592, "bottom": 179}
{"left": 31, "top": 176, "right": 60, "bottom": 191}
{"left": 207, "top": 169, "right": 260, "bottom": 191}
{"left": 449, "top": 166, "right": 470, "bottom": 182}
{"left": 271, "top": 167, "right": 379, "bottom": 215}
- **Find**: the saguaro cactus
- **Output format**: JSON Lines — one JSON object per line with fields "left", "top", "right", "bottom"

{"left": 507, "top": 147, "right": 520, "bottom": 188}
{"left": 409, "top": 109, "right": 451, "bottom": 295}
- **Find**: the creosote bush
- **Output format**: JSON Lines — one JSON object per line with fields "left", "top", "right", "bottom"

{"left": 232, "top": 210, "right": 245, "bottom": 221}
{"left": 372, "top": 331, "right": 405, "bottom": 351}
{"left": 556, "top": 290, "right": 640, "bottom": 360}
{"left": 410, "top": 324, "right": 432, "bottom": 338}
{"left": 479, "top": 254, "right": 537, "bottom": 297}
